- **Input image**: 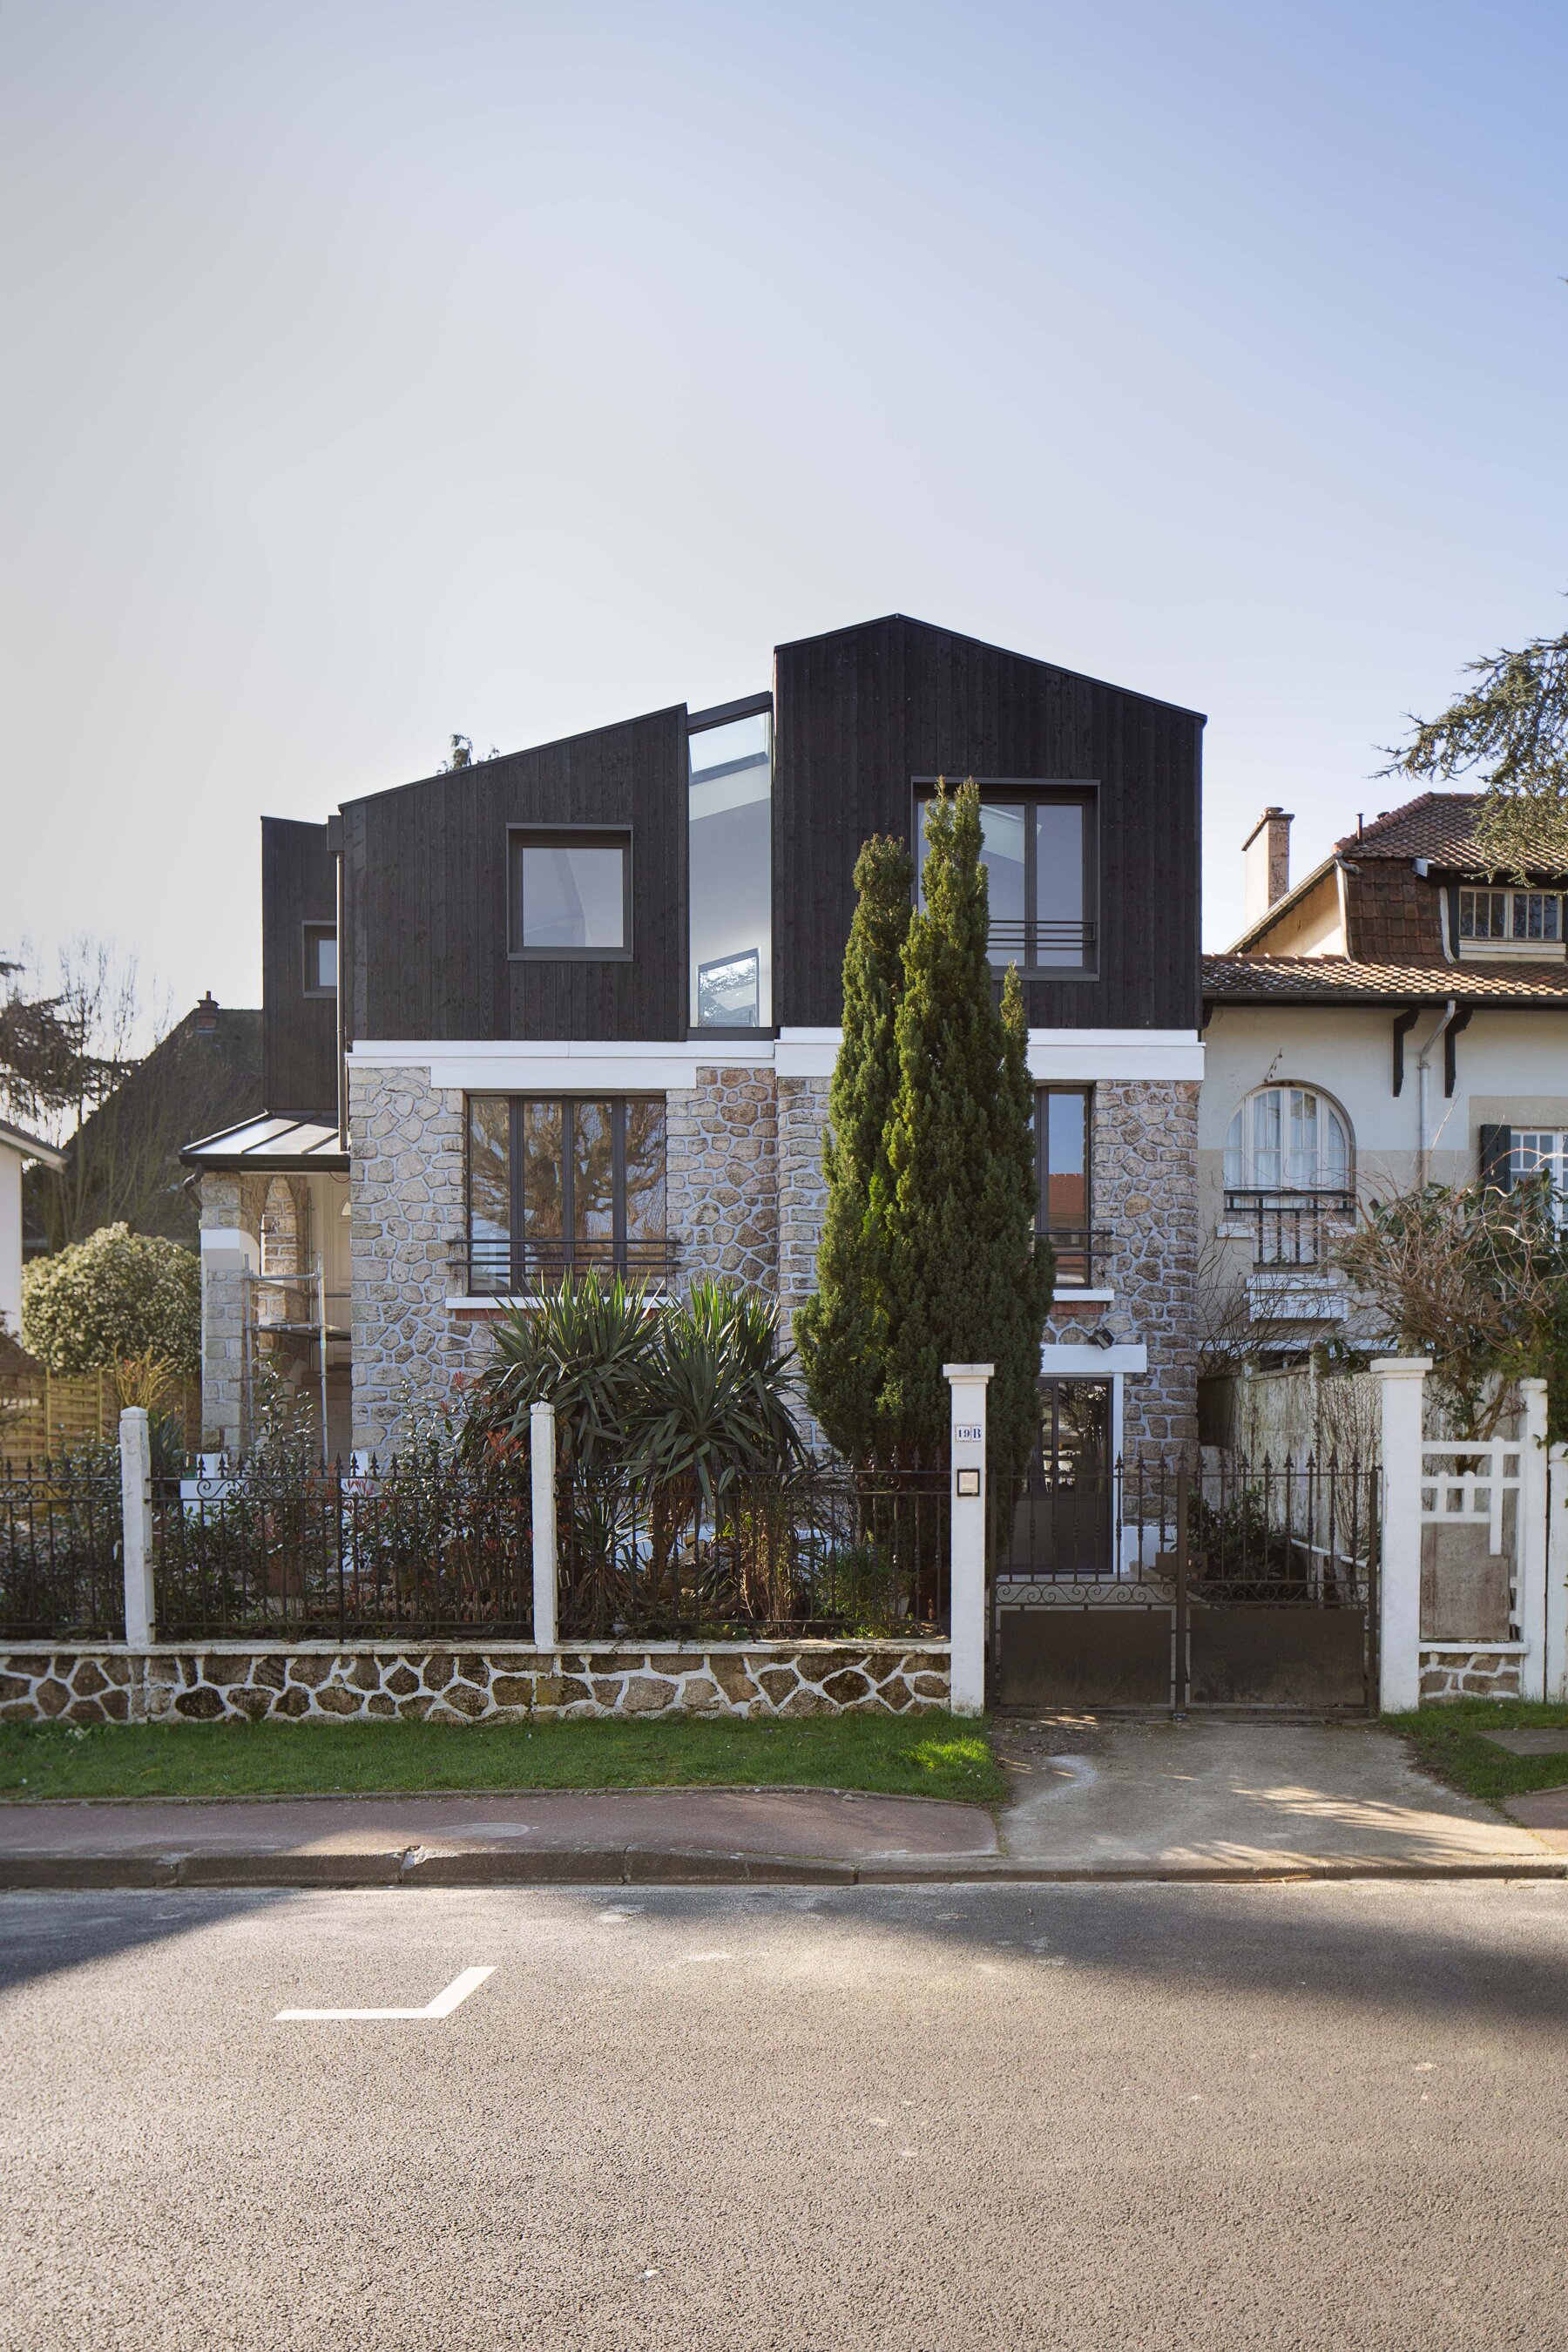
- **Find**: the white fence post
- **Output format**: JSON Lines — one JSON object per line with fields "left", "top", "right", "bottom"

{"left": 118, "top": 1407, "right": 155, "bottom": 1649}
{"left": 944, "top": 1363, "right": 993, "bottom": 1718}
{"left": 1373, "top": 1356, "right": 1429, "bottom": 1713}
{"left": 1548, "top": 1443, "right": 1568, "bottom": 1704}
{"left": 1517, "top": 1377, "right": 1550, "bottom": 1702}
{"left": 530, "top": 1399, "right": 558, "bottom": 1652}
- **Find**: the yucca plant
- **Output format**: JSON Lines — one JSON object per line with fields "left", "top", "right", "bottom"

{"left": 463, "top": 1271, "right": 659, "bottom": 1478}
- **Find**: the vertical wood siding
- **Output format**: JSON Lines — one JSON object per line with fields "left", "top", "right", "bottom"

{"left": 260, "top": 817, "right": 338, "bottom": 1114}
{"left": 343, "top": 706, "right": 688, "bottom": 1043}
{"left": 772, "top": 616, "right": 1203, "bottom": 1031}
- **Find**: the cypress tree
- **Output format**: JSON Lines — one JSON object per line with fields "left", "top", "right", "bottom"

{"left": 877, "top": 781, "right": 1055, "bottom": 1478}
{"left": 795, "top": 835, "right": 913, "bottom": 1462}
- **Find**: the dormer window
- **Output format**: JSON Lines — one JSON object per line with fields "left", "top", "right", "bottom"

{"left": 1456, "top": 888, "right": 1565, "bottom": 960}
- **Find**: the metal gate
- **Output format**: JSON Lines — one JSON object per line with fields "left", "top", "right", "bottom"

{"left": 991, "top": 1450, "right": 1380, "bottom": 1712}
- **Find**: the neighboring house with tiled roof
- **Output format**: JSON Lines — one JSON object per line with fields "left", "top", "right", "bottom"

{"left": 1199, "top": 794, "right": 1568, "bottom": 1358}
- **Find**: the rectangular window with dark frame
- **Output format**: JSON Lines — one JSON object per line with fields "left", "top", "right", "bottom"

{"left": 510, "top": 829, "right": 631, "bottom": 957}
{"left": 1035, "top": 1086, "right": 1094, "bottom": 1287}
{"left": 465, "top": 1095, "right": 668, "bottom": 1293}
{"left": 915, "top": 783, "right": 1097, "bottom": 970}
{"left": 303, "top": 923, "right": 337, "bottom": 996}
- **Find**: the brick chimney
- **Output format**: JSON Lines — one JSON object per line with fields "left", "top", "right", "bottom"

{"left": 194, "top": 991, "right": 220, "bottom": 1035}
{"left": 1242, "top": 808, "right": 1293, "bottom": 928}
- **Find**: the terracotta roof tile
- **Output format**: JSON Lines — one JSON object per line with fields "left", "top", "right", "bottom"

{"left": 1203, "top": 954, "right": 1568, "bottom": 1004}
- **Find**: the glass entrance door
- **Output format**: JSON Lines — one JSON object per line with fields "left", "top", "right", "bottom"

{"left": 1004, "top": 1380, "right": 1113, "bottom": 1578}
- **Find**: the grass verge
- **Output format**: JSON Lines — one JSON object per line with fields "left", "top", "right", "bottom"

{"left": 0, "top": 1711, "right": 1006, "bottom": 1808}
{"left": 1386, "top": 1700, "right": 1568, "bottom": 1809}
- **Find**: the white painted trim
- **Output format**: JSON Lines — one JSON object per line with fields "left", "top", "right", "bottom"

{"left": 1419, "top": 1639, "right": 1528, "bottom": 1655}
{"left": 351, "top": 1039, "right": 775, "bottom": 1092}
{"left": 200, "top": 1227, "right": 259, "bottom": 1266}
{"left": 1053, "top": 1287, "right": 1114, "bottom": 1304}
{"left": 1038, "top": 1342, "right": 1147, "bottom": 1374}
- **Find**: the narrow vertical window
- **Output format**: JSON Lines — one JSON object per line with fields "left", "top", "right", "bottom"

{"left": 1036, "top": 1087, "right": 1092, "bottom": 1286}
{"left": 689, "top": 709, "right": 772, "bottom": 1027}
{"left": 468, "top": 1097, "right": 510, "bottom": 1294}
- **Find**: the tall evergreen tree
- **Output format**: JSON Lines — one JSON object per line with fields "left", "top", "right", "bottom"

{"left": 795, "top": 835, "right": 912, "bottom": 1461}
{"left": 877, "top": 782, "right": 1054, "bottom": 1478}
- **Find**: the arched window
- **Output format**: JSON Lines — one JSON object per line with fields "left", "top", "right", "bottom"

{"left": 1224, "top": 1085, "right": 1351, "bottom": 1193}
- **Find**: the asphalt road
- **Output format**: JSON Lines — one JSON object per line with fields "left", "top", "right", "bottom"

{"left": 3, "top": 1882, "right": 1566, "bottom": 2350}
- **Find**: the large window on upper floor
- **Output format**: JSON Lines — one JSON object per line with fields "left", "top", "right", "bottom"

{"left": 914, "top": 782, "right": 1097, "bottom": 970}
{"left": 466, "top": 1095, "right": 667, "bottom": 1294}
{"left": 510, "top": 830, "right": 632, "bottom": 957}
{"left": 689, "top": 706, "right": 772, "bottom": 1029}
{"left": 1224, "top": 1085, "right": 1351, "bottom": 1193}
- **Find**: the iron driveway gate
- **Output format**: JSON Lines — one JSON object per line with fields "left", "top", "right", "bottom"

{"left": 991, "top": 1451, "right": 1380, "bottom": 1712}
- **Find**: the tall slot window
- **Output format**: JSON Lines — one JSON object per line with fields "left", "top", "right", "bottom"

{"left": 1035, "top": 1087, "right": 1092, "bottom": 1286}
{"left": 688, "top": 707, "right": 772, "bottom": 1028}
{"left": 465, "top": 1097, "right": 667, "bottom": 1293}
{"left": 916, "top": 784, "right": 1095, "bottom": 970}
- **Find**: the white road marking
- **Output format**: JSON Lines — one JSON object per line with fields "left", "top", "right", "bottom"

{"left": 275, "top": 1966, "right": 495, "bottom": 2022}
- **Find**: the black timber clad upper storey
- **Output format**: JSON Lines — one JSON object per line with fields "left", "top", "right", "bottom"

{"left": 771, "top": 616, "right": 1205, "bottom": 1031}
{"left": 341, "top": 706, "right": 686, "bottom": 1044}
{"left": 260, "top": 818, "right": 338, "bottom": 1115}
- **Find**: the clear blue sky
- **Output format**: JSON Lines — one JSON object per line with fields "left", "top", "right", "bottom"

{"left": 3, "top": 0, "right": 1565, "bottom": 1024}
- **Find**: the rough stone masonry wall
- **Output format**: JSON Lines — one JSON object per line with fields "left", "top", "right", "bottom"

{"left": 1418, "top": 1646, "right": 1524, "bottom": 1703}
{"left": 198, "top": 1171, "right": 284, "bottom": 1451}
{"left": 666, "top": 1066, "right": 779, "bottom": 1294}
{"left": 0, "top": 1642, "right": 950, "bottom": 1723}
{"left": 349, "top": 1063, "right": 491, "bottom": 1452}
{"left": 1041, "top": 1078, "right": 1200, "bottom": 1450}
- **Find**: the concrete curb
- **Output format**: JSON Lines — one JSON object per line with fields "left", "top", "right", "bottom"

{"left": 1, "top": 1848, "right": 1563, "bottom": 1890}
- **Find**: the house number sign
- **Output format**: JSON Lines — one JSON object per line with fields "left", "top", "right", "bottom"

{"left": 953, "top": 1424, "right": 983, "bottom": 1443}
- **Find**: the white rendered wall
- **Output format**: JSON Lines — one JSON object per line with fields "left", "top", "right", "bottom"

{"left": 0, "top": 1145, "right": 22, "bottom": 1335}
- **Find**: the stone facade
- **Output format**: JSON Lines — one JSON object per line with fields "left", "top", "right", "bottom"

{"left": 1042, "top": 1078, "right": 1200, "bottom": 1450}
{"left": 667, "top": 1067, "right": 779, "bottom": 1291}
{"left": 349, "top": 1063, "right": 490, "bottom": 1450}
{"left": 1418, "top": 1645, "right": 1524, "bottom": 1703}
{"left": 0, "top": 1641, "right": 950, "bottom": 1723}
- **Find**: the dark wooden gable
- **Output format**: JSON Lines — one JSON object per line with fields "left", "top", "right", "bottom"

{"left": 772, "top": 615, "right": 1204, "bottom": 1031}
{"left": 341, "top": 706, "right": 687, "bottom": 1044}
{"left": 260, "top": 817, "right": 338, "bottom": 1116}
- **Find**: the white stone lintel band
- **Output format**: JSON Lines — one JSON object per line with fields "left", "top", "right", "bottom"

{"left": 1039, "top": 1342, "right": 1147, "bottom": 1374}
{"left": 348, "top": 1029, "right": 1204, "bottom": 1087}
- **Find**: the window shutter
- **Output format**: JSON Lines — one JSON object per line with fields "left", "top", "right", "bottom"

{"left": 1478, "top": 1124, "right": 1513, "bottom": 1191}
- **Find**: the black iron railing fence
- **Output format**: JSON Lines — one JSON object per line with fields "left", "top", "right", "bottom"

{"left": 996, "top": 1447, "right": 1379, "bottom": 1605}
{"left": 1039, "top": 1227, "right": 1114, "bottom": 1289}
{"left": 152, "top": 1454, "right": 534, "bottom": 1641}
{"left": 1224, "top": 1188, "right": 1356, "bottom": 1268}
{"left": 0, "top": 1454, "right": 124, "bottom": 1639}
{"left": 461, "top": 1237, "right": 681, "bottom": 1296}
{"left": 556, "top": 1467, "right": 950, "bottom": 1641}
{"left": 987, "top": 918, "right": 1098, "bottom": 967}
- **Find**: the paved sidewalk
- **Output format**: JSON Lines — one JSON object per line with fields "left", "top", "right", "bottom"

{"left": 2, "top": 1719, "right": 1562, "bottom": 1885}
{"left": 996, "top": 1715, "right": 1558, "bottom": 1872}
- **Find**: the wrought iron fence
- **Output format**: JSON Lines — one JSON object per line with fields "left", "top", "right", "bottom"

{"left": 0, "top": 1454, "right": 125, "bottom": 1639}
{"left": 557, "top": 1465, "right": 950, "bottom": 1640}
{"left": 460, "top": 1236, "right": 681, "bottom": 1296}
{"left": 997, "top": 1448, "right": 1379, "bottom": 1605}
{"left": 152, "top": 1451, "right": 533, "bottom": 1640}
{"left": 1224, "top": 1188, "right": 1356, "bottom": 1268}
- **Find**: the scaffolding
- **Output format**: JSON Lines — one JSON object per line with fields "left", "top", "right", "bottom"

{"left": 240, "top": 1257, "right": 351, "bottom": 1456}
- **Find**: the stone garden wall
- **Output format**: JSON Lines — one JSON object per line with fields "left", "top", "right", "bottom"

{"left": 1417, "top": 1644, "right": 1524, "bottom": 1703}
{"left": 0, "top": 1641, "right": 950, "bottom": 1725}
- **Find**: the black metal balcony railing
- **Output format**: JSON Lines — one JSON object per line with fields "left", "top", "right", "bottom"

{"left": 463, "top": 1235, "right": 681, "bottom": 1296}
{"left": 1224, "top": 1190, "right": 1355, "bottom": 1269}
{"left": 1039, "top": 1227, "right": 1114, "bottom": 1289}
{"left": 987, "top": 918, "right": 1098, "bottom": 967}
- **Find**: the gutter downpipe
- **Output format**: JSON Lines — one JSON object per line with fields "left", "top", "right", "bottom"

{"left": 1416, "top": 998, "right": 1458, "bottom": 1186}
